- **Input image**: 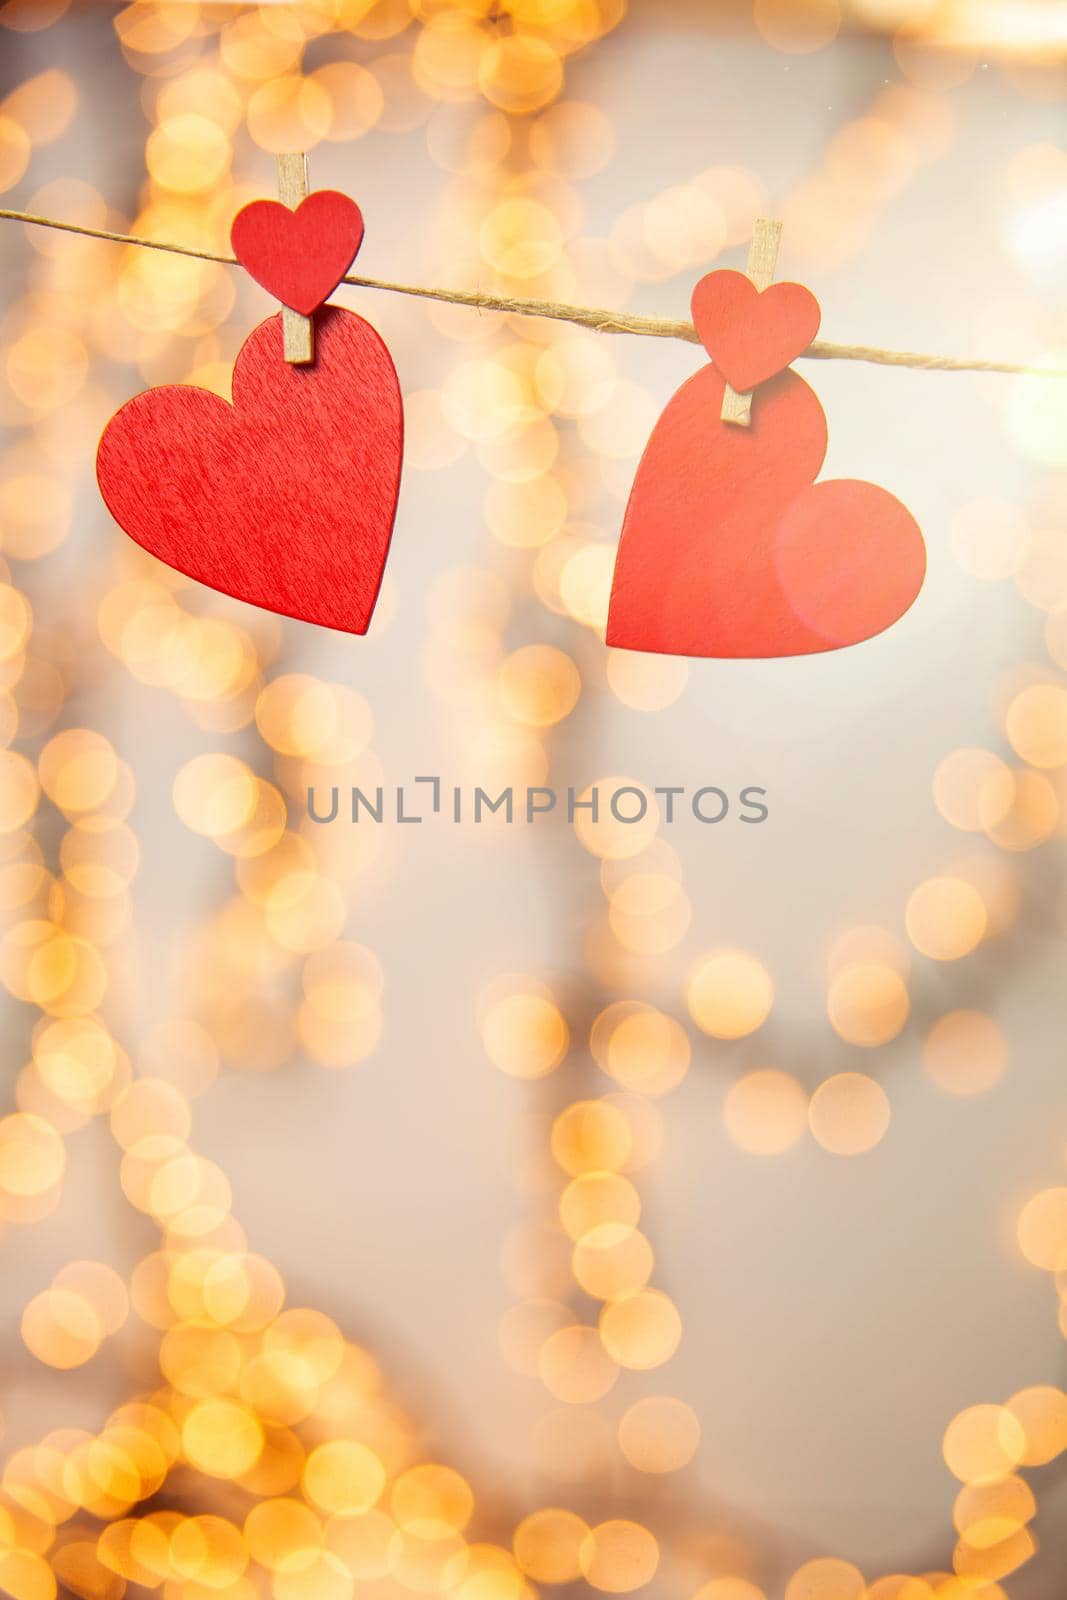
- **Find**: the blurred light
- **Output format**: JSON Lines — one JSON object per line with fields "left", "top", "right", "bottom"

{"left": 827, "top": 961, "right": 909, "bottom": 1046}
{"left": 537, "top": 1323, "right": 618, "bottom": 1403}
{"left": 481, "top": 985, "right": 568, "bottom": 1079}
{"left": 784, "top": 1559, "right": 865, "bottom": 1600}
{"left": 1017, "top": 1186, "right": 1067, "bottom": 1270}
{"left": 905, "top": 877, "right": 988, "bottom": 960}
{"left": 943, "top": 1405, "right": 1027, "bottom": 1485}
{"left": 578, "top": 1521, "right": 659, "bottom": 1594}
{"left": 723, "top": 1070, "right": 807, "bottom": 1155}
{"left": 617, "top": 1396, "right": 700, "bottom": 1473}
{"left": 513, "top": 1508, "right": 588, "bottom": 1582}
{"left": 808, "top": 1073, "right": 891, "bottom": 1155}
{"left": 687, "top": 950, "right": 773, "bottom": 1038}
{"left": 924, "top": 1011, "right": 1008, "bottom": 1096}
{"left": 598, "top": 1288, "right": 681, "bottom": 1370}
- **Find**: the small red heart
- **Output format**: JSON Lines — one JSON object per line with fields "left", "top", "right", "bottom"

{"left": 606, "top": 366, "right": 925, "bottom": 658}
{"left": 691, "top": 269, "right": 822, "bottom": 391}
{"left": 231, "top": 191, "right": 365, "bottom": 315}
{"left": 96, "top": 308, "right": 402, "bottom": 635}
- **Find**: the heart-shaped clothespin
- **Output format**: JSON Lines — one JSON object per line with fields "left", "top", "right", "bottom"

{"left": 692, "top": 219, "right": 820, "bottom": 427}
{"left": 231, "top": 155, "right": 365, "bottom": 363}
{"left": 691, "top": 269, "right": 821, "bottom": 396}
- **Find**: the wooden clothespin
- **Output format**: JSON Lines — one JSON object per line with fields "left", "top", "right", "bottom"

{"left": 720, "top": 218, "right": 783, "bottom": 427}
{"left": 277, "top": 152, "right": 314, "bottom": 365}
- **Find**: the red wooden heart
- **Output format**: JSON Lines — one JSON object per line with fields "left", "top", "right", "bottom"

{"left": 96, "top": 308, "right": 402, "bottom": 635}
{"left": 691, "top": 270, "right": 822, "bottom": 391}
{"left": 606, "top": 366, "right": 925, "bottom": 658}
{"left": 231, "top": 191, "right": 365, "bottom": 315}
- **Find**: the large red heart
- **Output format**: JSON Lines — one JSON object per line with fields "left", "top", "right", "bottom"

{"left": 606, "top": 366, "right": 925, "bottom": 658}
{"left": 691, "top": 270, "right": 822, "bottom": 391}
{"left": 96, "top": 308, "right": 403, "bottom": 635}
{"left": 231, "top": 192, "right": 365, "bottom": 315}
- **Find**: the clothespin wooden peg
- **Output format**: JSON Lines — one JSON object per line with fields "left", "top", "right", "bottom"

{"left": 277, "top": 152, "right": 314, "bottom": 365}
{"left": 720, "top": 218, "right": 783, "bottom": 427}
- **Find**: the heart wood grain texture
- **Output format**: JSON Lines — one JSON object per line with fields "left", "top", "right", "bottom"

{"left": 231, "top": 191, "right": 365, "bottom": 314}
{"left": 96, "top": 307, "right": 403, "bottom": 635}
{"left": 606, "top": 366, "right": 926, "bottom": 658}
{"left": 691, "top": 270, "right": 822, "bottom": 391}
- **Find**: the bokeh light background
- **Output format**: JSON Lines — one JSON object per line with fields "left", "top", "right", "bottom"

{"left": 2, "top": 1, "right": 1067, "bottom": 1598}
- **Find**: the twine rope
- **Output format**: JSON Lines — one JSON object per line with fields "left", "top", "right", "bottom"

{"left": 2, "top": 206, "right": 1063, "bottom": 379}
